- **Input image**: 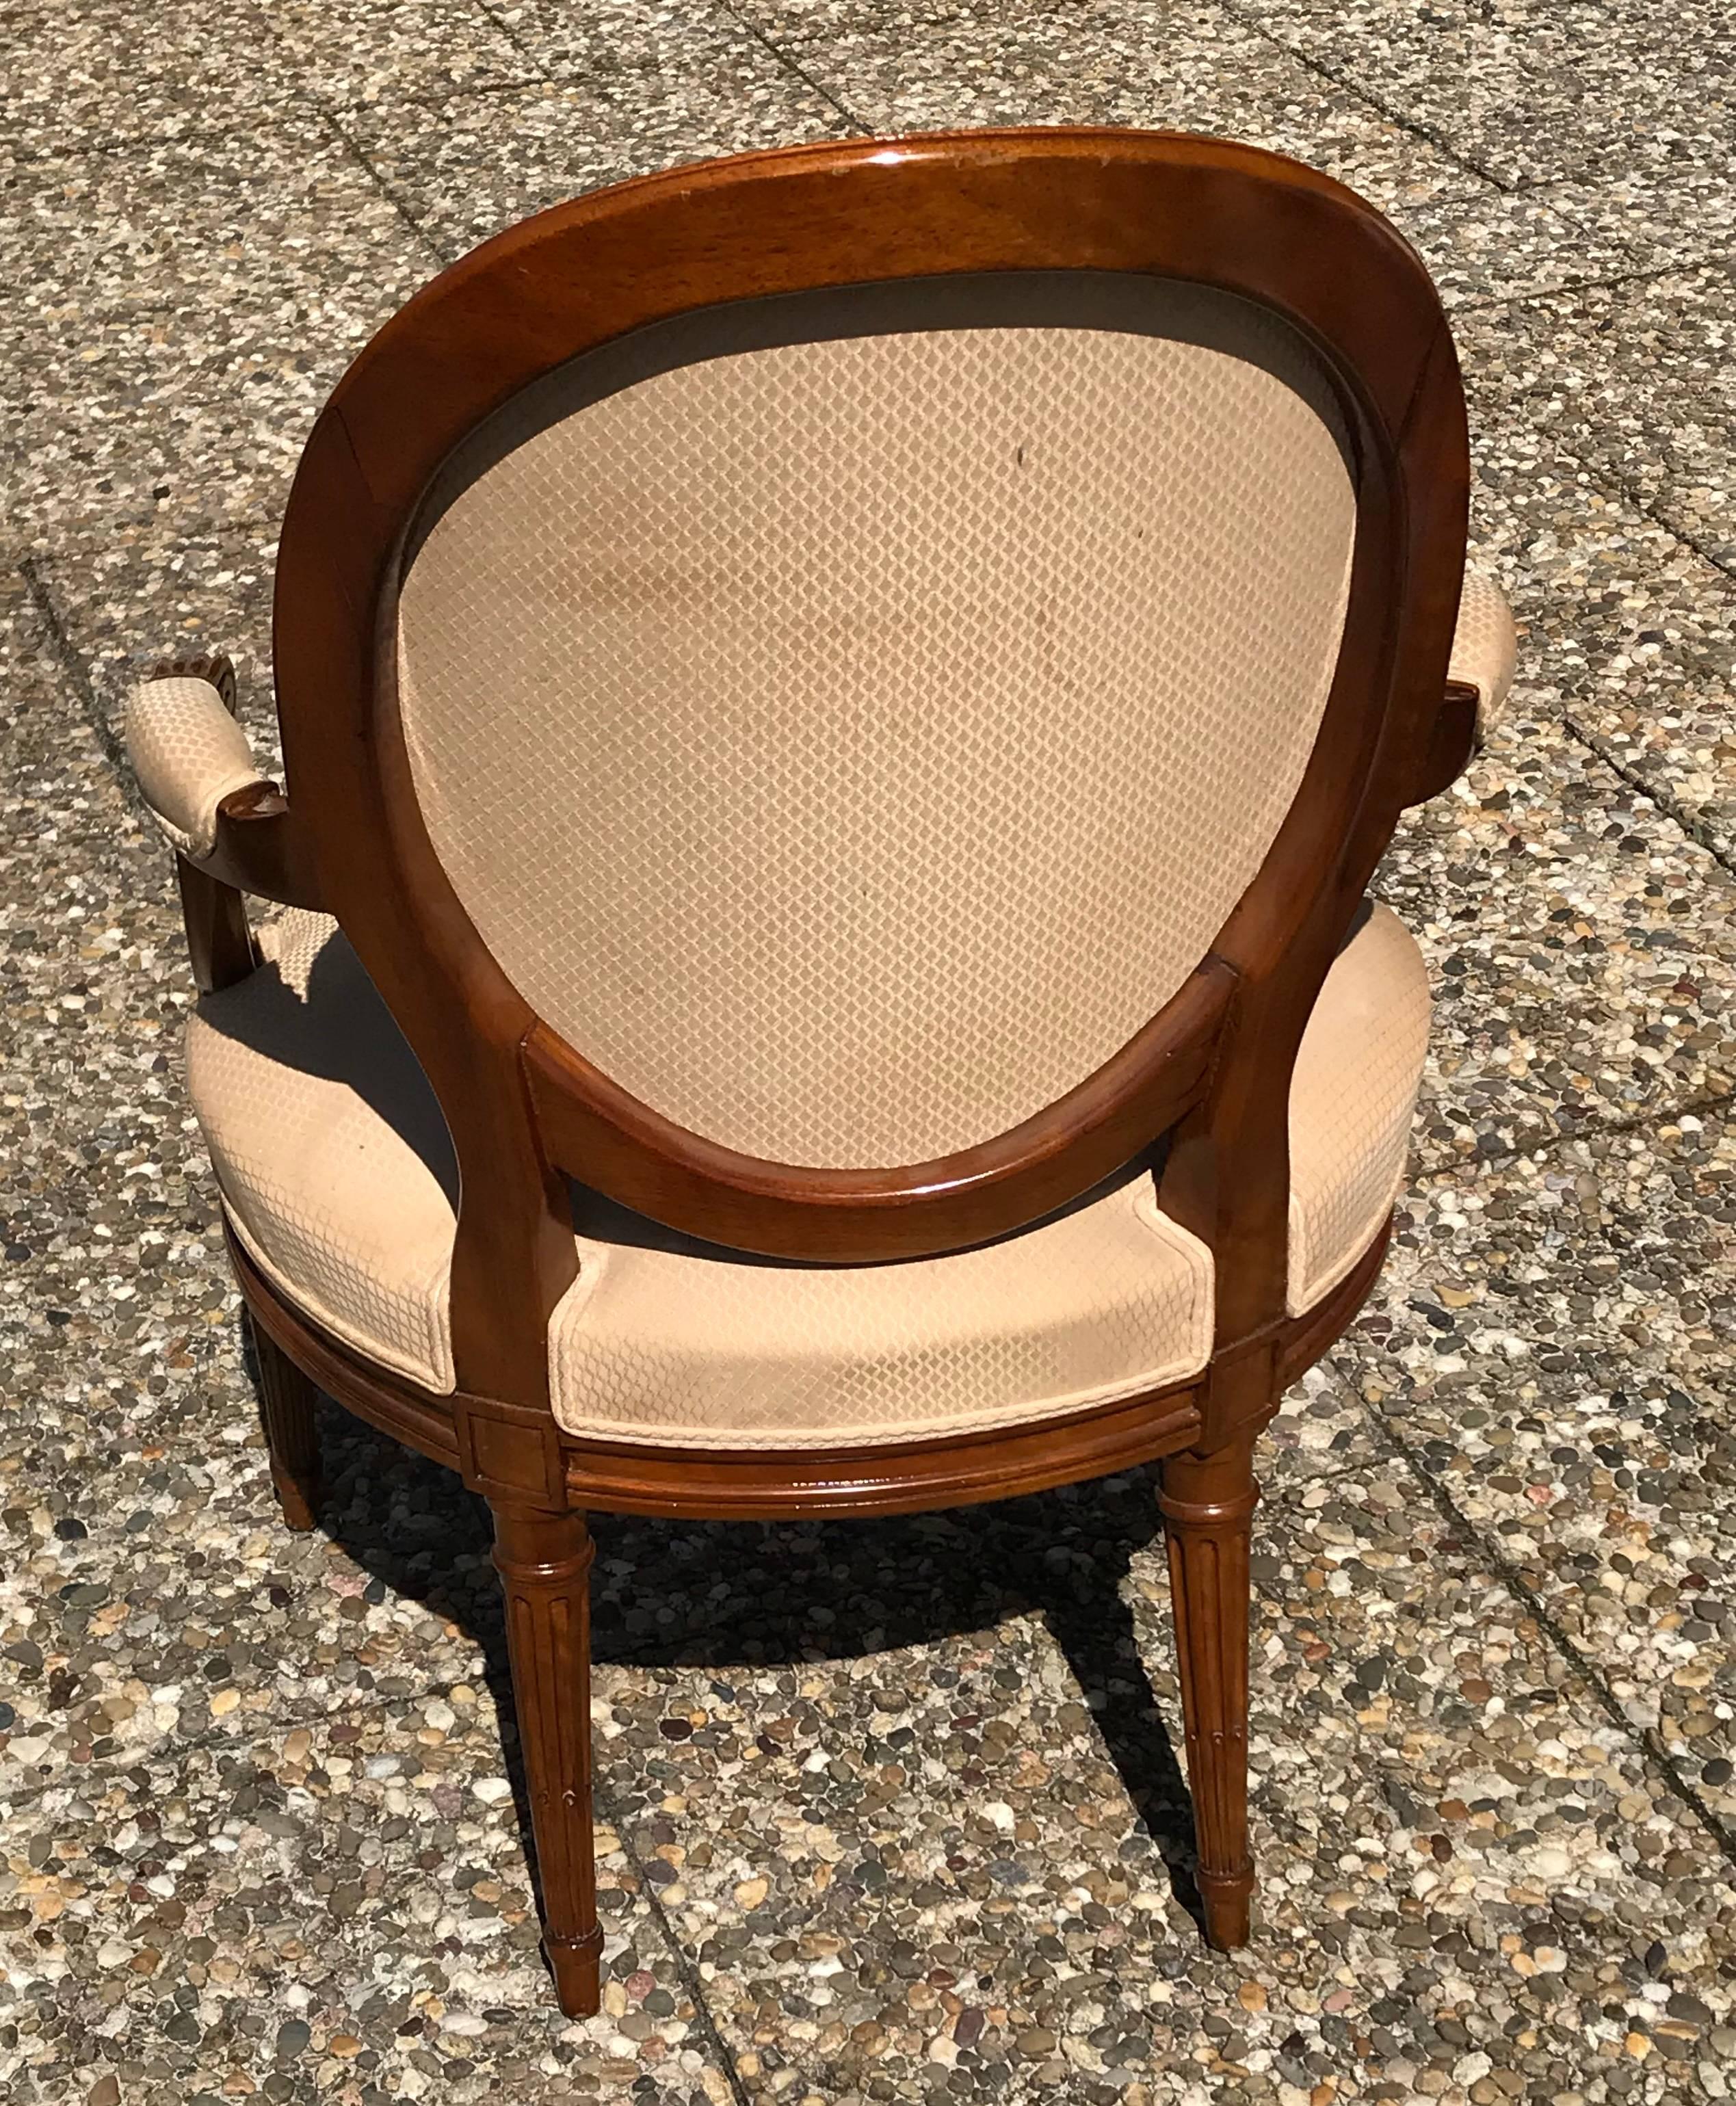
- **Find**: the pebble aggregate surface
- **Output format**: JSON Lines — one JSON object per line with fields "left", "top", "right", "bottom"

{"left": 3, "top": 2, "right": 1735, "bottom": 2101}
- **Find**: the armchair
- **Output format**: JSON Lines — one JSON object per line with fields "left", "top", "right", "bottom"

{"left": 124, "top": 128, "right": 1513, "bottom": 2016}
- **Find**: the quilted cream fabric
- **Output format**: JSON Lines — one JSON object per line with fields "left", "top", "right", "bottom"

{"left": 1448, "top": 570, "right": 1518, "bottom": 741}
{"left": 397, "top": 280, "right": 1356, "bottom": 1170}
{"left": 184, "top": 904, "right": 1428, "bottom": 1444}
{"left": 1287, "top": 902, "right": 1431, "bottom": 1315}
{"left": 124, "top": 674, "right": 263, "bottom": 859}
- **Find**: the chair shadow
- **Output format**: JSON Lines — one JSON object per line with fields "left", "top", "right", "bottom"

{"left": 248, "top": 1339, "right": 1207, "bottom": 1946}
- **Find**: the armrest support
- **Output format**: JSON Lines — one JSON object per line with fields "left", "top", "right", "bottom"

{"left": 1404, "top": 570, "right": 1518, "bottom": 805}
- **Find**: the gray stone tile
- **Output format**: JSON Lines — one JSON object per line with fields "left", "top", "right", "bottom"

{"left": 0, "top": 1722, "right": 729, "bottom": 2103}
{"left": 30, "top": 525, "right": 282, "bottom": 771}
{"left": 589, "top": 1451, "right": 1736, "bottom": 2100}
{"left": 1383, "top": 710, "right": 1736, "bottom": 1170}
{"left": 1469, "top": 269, "right": 1736, "bottom": 577}
{"left": 0, "top": 1, "right": 300, "bottom": 168}
{"left": 346, "top": 59, "right": 845, "bottom": 261}
{"left": 265, "top": 0, "right": 540, "bottom": 111}
{"left": 1241, "top": 0, "right": 1736, "bottom": 189}
{"left": 1349, "top": 1110, "right": 1736, "bottom": 1783}
{"left": 0, "top": 125, "right": 437, "bottom": 551}
{"left": 747, "top": 0, "right": 1483, "bottom": 212}
{"left": 1384, "top": 183, "right": 1648, "bottom": 310}
{"left": 1542, "top": 165, "right": 1736, "bottom": 278}
{"left": 1453, "top": 337, "right": 1736, "bottom": 861}
{"left": 497, "top": 0, "right": 789, "bottom": 83}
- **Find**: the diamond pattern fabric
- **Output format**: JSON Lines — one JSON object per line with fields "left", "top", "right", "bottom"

{"left": 1287, "top": 901, "right": 1432, "bottom": 1314}
{"left": 396, "top": 276, "right": 1357, "bottom": 1169}
{"left": 124, "top": 674, "right": 264, "bottom": 859}
{"left": 186, "top": 910, "right": 460, "bottom": 1392}
{"left": 1448, "top": 568, "right": 1519, "bottom": 741}
{"left": 548, "top": 1166, "right": 1212, "bottom": 1449}
{"left": 183, "top": 901, "right": 1428, "bottom": 1444}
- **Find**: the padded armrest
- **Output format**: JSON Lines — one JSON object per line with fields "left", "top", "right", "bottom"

{"left": 125, "top": 666, "right": 268, "bottom": 860}
{"left": 1447, "top": 570, "right": 1518, "bottom": 741}
{"left": 1404, "top": 568, "right": 1519, "bottom": 806}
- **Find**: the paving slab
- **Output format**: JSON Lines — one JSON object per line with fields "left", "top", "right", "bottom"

{"left": 1383, "top": 709, "right": 1736, "bottom": 1170}
{"left": 0, "top": 1, "right": 302, "bottom": 170}
{"left": 263, "top": 0, "right": 540, "bottom": 111}
{"left": 1237, "top": 0, "right": 1736, "bottom": 191}
{"left": 0, "top": 1716, "right": 733, "bottom": 2104}
{"left": 745, "top": 0, "right": 1485, "bottom": 213}
{"left": 1455, "top": 310, "right": 1736, "bottom": 863}
{"left": 1350, "top": 1111, "right": 1736, "bottom": 1795}
{"left": 30, "top": 525, "right": 283, "bottom": 769}
{"left": 1462, "top": 269, "right": 1736, "bottom": 579}
{"left": 0, "top": 124, "right": 438, "bottom": 553}
{"left": 592, "top": 1447, "right": 1736, "bottom": 2103}
{"left": 343, "top": 46, "right": 845, "bottom": 261}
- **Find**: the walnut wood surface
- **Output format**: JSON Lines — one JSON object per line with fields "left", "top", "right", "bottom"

{"left": 524, "top": 958, "right": 1237, "bottom": 1261}
{"left": 1159, "top": 1436, "right": 1259, "bottom": 1947}
{"left": 227, "top": 1216, "right": 1388, "bottom": 1521}
{"left": 204, "top": 782, "right": 325, "bottom": 910}
{"left": 1407, "top": 679, "right": 1483, "bottom": 806}
{"left": 491, "top": 1505, "right": 603, "bottom": 2016}
{"left": 249, "top": 1311, "right": 322, "bottom": 1532}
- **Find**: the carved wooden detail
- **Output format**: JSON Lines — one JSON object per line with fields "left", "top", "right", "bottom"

{"left": 250, "top": 1311, "right": 322, "bottom": 1533}
{"left": 491, "top": 1505, "right": 603, "bottom": 2016}
{"left": 1159, "top": 1438, "right": 1259, "bottom": 1949}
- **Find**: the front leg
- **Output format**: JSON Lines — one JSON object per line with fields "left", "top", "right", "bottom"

{"left": 248, "top": 1311, "right": 322, "bottom": 1533}
{"left": 490, "top": 1501, "right": 604, "bottom": 2016}
{"left": 1159, "top": 1432, "right": 1258, "bottom": 1948}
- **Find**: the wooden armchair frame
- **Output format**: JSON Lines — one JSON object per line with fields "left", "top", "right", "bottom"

{"left": 156, "top": 128, "right": 1472, "bottom": 2016}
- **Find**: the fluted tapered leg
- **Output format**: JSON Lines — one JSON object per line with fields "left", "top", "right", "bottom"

{"left": 1159, "top": 1434, "right": 1258, "bottom": 1949}
{"left": 250, "top": 1315, "right": 321, "bottom": 1533}
{"left": 491, "top": 1502, "right": 603, "bottom": 2017}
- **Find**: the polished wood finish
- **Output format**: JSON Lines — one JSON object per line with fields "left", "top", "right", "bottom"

{"left": 140, "top": 129, "right": 1479, "bottom": 2015}
{"left": 176, "top": 850, "right": 259, "bottom": 997}
{"left": 525, "top": 958, "right": 1237, "bottom": 1262}
{"left": 205, "top": 781, "right": 325, "bottom": 912}
{"left": 154, "top": 655, "right": 262, "bottom": 996}
{"left": 1159, "top": 1434, "right": 1259, "bottom": 1947}
{"left": 491, "top": 1503, "right": 603, "bottom": 2016}
{"left": 1407, "top": 679, "right": 1482, "bottom": 806}
{"left": 249, "top": 1311, "right": 322, "bottom": 1533}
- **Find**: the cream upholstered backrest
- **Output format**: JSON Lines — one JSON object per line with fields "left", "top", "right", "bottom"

{"left": 396, "top": 272, "right": 1357, "bottom": 1172}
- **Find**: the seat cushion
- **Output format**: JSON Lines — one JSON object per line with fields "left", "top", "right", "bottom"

{"left": 186, "top": 904, "right": 1428, "bottom": 1445}
{"left": 187, "top": 912, "right": 462, "bottom": 1391}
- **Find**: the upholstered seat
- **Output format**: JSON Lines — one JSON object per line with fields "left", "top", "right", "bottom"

{"left": 187, "top": 898, "right": 1430, "bottom": 1445}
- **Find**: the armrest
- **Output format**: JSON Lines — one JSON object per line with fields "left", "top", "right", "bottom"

{"left": 1404, "top": 570, "right": 1518, "bottom": 805}
{"left": 124, "top": 655, "right": 321, "bottom": 910}
{"left": 1448, "top": 570, "right": 1518, "bottom": 736}
{"left": 126, "top": 659, "right": 264, "bottom": 858}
